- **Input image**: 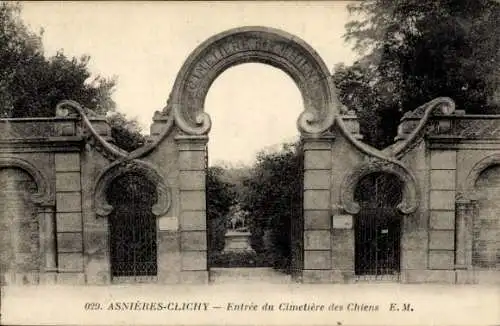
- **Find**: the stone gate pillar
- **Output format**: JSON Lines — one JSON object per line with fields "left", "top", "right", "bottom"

{"left": 455, "top": 198, "right": 476, "bottom": 283}
{"left": 39, "top": 205, "right": 57, "bottom": 284}
{"left": 302, "top": 136, "right": 334, "bottom": 283}
{"left": 175, "top": 135, "right": 209, "bottom": 283}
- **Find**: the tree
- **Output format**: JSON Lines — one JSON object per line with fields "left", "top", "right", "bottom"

{"left": 106, "top": 112, "right": 145, "bottom": 152}
{"left": 334, "top": 0, "right": 500, "bottom": 148}
{"left": 240, "top": 142, "right": 303, "bottom": 269}
{"left": 206, "top": 166, "right": 237, "bottom": 254}
{"left": 0, "top": 2, "right": 144, "bottom": 150}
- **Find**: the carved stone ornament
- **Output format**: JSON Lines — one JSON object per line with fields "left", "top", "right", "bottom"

{"left": 56, "top": 100, "right": 129, "bottom": 161}
{"left": 339, "top": 159, "right": 420, "bottom": 215}
{"left": 168, "top": 26, "right": 340, "bottom": 136}
{"left": 94, "top": 159, "right": 171, "bottom": 218}
{"left": 390, "top": 97, "right": 456, "bottom": 158}
{"left": 0, "top": 157, "right": 54, "bottom": 206}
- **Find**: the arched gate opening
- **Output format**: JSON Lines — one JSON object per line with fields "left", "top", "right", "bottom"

{"left": 107, "top": 172, "right": 158, "bottom": 282}
{"left": 169, "top": 26, "right": 340, "bottom": 283}
{"left": 354, "top": 172, "right": 404, "bottom": 280}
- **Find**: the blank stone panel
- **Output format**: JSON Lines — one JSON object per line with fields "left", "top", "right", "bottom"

{"left": 56, "top": 213, "right": 83, "bottom": 232}
{"left": 430, "top": 170, "right": 456, "bottom": 190}
{"left": 55, "top": 153, "right": 80, "bottom": 172}
{"left": 58, "top": 253, "right": 84, "bottom": 272}
{"left": 180, "top": 191, "right": 206, "bottom": 211}
{"left": 56, "top": 192, "right": 82, "bottom": 212}
{"left": 304, "top": 151, "right": 331, "bottom": 170}
{"left": 428, "top": 250, "right": 454, "bottom": 270}
{"left": 304, "top": 230, "right": 331, "bottom": 250}
{"left": 180, "top": 211, "right": 206, "bottom": 231}
{"left": 430, "top": 150, "right": 456, "bottom": 170}
{"left": 181, "top": 231, "right": 207, "bottom": 251}
{"left": 181, "top": 251, "right": 207, "bottom": 271}
{"left": 429, "top": 211, "right": 455, "bottom": 230}
{"left": 179, "top": 171, "right": 205, "bottom": 190}
{"left": 304, "top": 170, "right": 331, "bottom": 190}
{"left": 303, "top": 190, "right": 330, "bottom": 210}
{"left": 429, "top": 230, "right": 455, "bottom": 250}
{"left": 304, "top": 210, "right": 330, "bottom": 230}
{"left": 178, "top": 151, "right": 205, "bottom": 171}
{"left": 57, "top": 232, "right": 83, "bottom": 252}
{"left": 429, "top": 190, "right": 455, "bottom": 210}
{"left": 304, "top": 250, "right": 331, "bottom": 270}
{"left": 56, "top": 172, "right": 81, "bottom": 192}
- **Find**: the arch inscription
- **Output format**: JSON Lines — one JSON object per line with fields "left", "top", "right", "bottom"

{"left": 169, "top": 26, "right": 340, "bottom": 136}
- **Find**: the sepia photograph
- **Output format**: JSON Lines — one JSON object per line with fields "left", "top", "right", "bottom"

{"left": 0, "top": 1, "right": 499, "bottom": 325}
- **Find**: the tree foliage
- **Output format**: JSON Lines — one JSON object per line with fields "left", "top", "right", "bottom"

{"left": 106, "top": 112, "right": 145, "bottom": 152}
{"left": 334, "top": 0, "right": 500, "bottom": 148}
{"left": 0, "top": 2, "right": 144, "bottom": 150}
{"left": 206, "top": 166, "right": 237, "bottom": 254}
{"left": 239, "top": 142, "right": 303, "bottom": 269}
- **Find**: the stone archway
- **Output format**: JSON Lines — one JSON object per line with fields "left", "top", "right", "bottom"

{"left": 340, "top": 160, "right": 420, "bottom": 215}
{"left": 473, "top": 164, "right": 500, "bottom": 269}
{"left": 170, "top": 27, "right": 339, "bottom": 283}
{"left": 0, "top": 158, "right": 55, "bottom": 285}
{"left": 0, "top": 157, "right": 53, "bottom": 206}
{"left": 353, "top": 172, "right": 405, "bottom": 279}
{"left": 93, "top": 159, "right": 171, "bottom": 283}
{"left": 0, "top": 167, "right": 39, "bottom": 285}
{"left": 169, "top": 26, "right": 340, "bottom": 136}
{"left": 455, "top": 153, "right": 500, "bottom": 272}
{"left": 93, "top": 159, "right": 171, "bottom": 218}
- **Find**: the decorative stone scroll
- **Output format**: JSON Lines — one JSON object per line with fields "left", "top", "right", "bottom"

{"left": 339, "top": 159, "right": 420, "bottom": 215}
{"left": 389, "top": 97, "right": 456, "bottom": 158}
{"left": 93, "top": 159, "right": 171, "bottom": 218}
{"left": 0, "top": 157, "right": 54, "bottom": 206}
{"left": 169, "top": 26, "right": 340, "bottom": 136}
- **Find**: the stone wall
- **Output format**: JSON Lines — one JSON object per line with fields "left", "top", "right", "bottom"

{"left": 0, "top": 116, "right": 113, "bottom": 285}
{"left": 1, "top": 106, "right": 499, "bottom": 285}
{"left": 328, "top": 113, "right": 500, "bottom": 284}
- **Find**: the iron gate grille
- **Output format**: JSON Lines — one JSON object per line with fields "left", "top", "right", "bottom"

{"left": 108, "top": 173, "right": 158, "bottom": 280}
{"left": 354, "top": 173, "right": 403, "bottom": 279}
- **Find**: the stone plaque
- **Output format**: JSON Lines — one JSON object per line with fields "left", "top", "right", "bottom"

{"left": 158, "top": 216, "right": 178, "bottom": 231}
{"left": 332, "top": 214, "right": 353, "bottom": 229}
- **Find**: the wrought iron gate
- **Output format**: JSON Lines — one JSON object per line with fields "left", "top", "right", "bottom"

{"left": 354, "top": 172, "right": 403, "bottom": 280}
{"left": 108, "top": 173, "right": 158, "bottom": 281}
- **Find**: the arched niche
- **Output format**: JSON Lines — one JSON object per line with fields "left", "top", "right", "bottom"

{"left": 94, "top": 159, "right": 171, "bottom": 218}
{"left": 169, "top": 26, "right": 340, "bottom": 136}
{"left": 0, "top": 167, "right": 41, "bottom": 284}
{"left": 0, "top": 157, "right": 53, "bottom": 206}
{"left": 471, "top": 164, "right": 500, "bottom": 269}
{"left": 461, "top": 153, "right": 500, "bottom": 201}
{"left": 340, "top": 160, "right": 420, "bottom": 215}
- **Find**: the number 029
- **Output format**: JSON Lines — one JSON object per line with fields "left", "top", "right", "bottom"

{"left": 84, "top": 302, "right": 101, "bottom": 310}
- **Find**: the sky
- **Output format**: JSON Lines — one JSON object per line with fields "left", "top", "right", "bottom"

{"left": 21, "top": 1, "right": 359, "bottom": 165}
